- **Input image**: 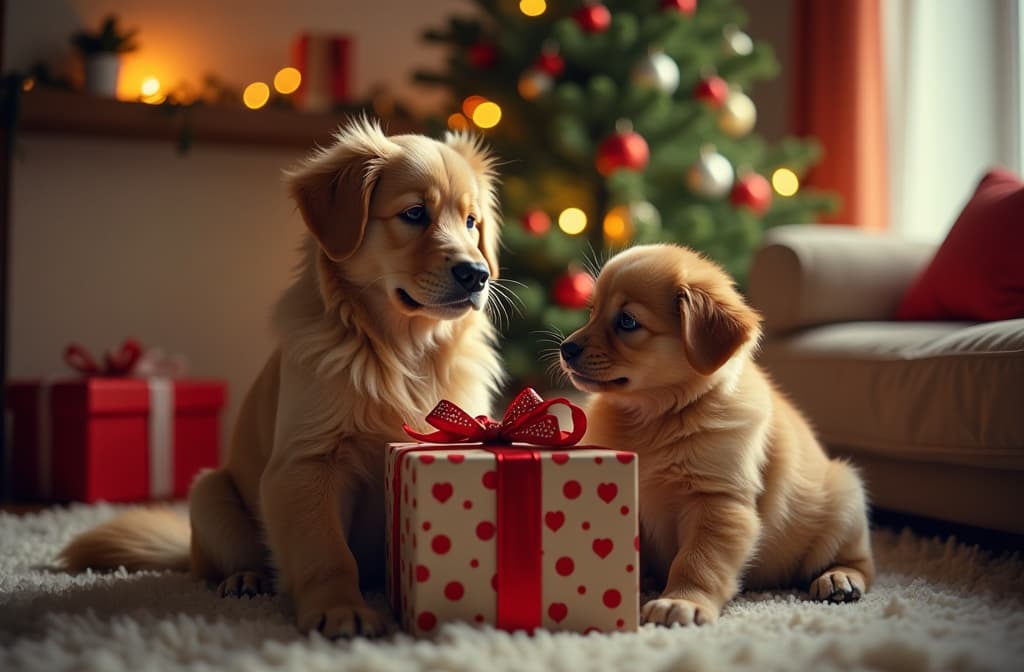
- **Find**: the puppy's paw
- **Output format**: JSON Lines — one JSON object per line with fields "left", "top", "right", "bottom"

{"left": 300, "top": 604, "right": 387, "bottom": 639}
{"left": 810, "top": 569, "right": 864, "bottom": 603}
{"left": 641, "top": 597, "right": 719, "bottom": 627}
{"left": 217, "top": 571, "right": 272, "bottom": 598}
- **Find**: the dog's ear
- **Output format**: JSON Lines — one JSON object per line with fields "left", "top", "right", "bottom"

{"left": 286, "top": 119, "right": 394, "bottom": 262}
{"left": 678, "top": 286, "right": 762, "bottom": 375}
{"left": 445, "top": 131, "right": 502, "bottom": 278}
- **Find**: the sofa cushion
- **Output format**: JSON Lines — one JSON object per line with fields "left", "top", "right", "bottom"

{"left": 896, "top": 168, "right": 1024, "bottom": 321}
{"left": 759, "top": 319, "right": 1024, "bottom": 470}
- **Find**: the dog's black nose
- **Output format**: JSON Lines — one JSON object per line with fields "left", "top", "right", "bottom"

{"left": 451, "top": 262, "right": 490, "bottom": 293}
{"left": 560, "top": 341, "right": 583, "bottom": 361}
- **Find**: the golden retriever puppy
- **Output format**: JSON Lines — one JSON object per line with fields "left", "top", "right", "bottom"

{"left": 559, "top": 244, "right": 873, "bottom": 626}
{"left": 60, "top": 119, "right": 506, "bottom": 638}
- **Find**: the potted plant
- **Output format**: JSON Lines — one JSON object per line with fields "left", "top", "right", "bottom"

{"left": 71, "top": 15, "right": 139, "bottom": 97}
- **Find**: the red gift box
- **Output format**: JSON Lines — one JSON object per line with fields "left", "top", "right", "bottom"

{"left": 291, "top": 33, "right": 352, "bottom": 113}
{"left": 386, "top": 389, "right": 639, "bottom": 636}
{"left": 5, "top": 377, "right": 226, "bottom": 502}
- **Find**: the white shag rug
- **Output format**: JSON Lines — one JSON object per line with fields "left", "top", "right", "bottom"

{"left": 1, "top": 504, "right": 1023, "bottom": 672}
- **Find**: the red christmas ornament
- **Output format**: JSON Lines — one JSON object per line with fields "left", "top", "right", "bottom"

{"left": 535, "top": 52, "right": 565, "bottom": 78}
{"left": 521, "top": 209, "right": 551, "bottom": 235}
{"left": 730, "top": 172, "right": 773, "bottom": 215}
{"left": 552, "top": 270, "right": 595, "bottom": 309}
{"left": 468, "top": 41, "right": 498, "bottom": 70}
{"left": 596, "top": 127, "right": 650, "bottom": 176}
{"left": 661, "top": 0, "right": 697, "bottom": 15}
{"left": 575, "top": 3, "right": 611, "bottom": 33}
{"left": 693, "top": 75, "right": 729, "bottom": 108}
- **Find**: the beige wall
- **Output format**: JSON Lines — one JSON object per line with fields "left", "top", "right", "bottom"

{"left": 4, "top": 0, "right": 795, "bottom": 454}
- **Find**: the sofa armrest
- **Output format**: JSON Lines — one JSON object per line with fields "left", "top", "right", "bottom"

{"left": 748, "top": 225, "right": 936, "bottom": 334}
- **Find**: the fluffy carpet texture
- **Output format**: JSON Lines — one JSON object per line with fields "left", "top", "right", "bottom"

{"left": 1, "top": 504, "right": 1022, "bottom": 672}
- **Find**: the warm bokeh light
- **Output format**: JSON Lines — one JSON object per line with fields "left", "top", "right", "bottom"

{"left": 243, "top": 82, "right": 271, "bottom": 110}
{"left": 472, "top": 101, "right": 502, "bottom": 128}
{"left": 558, "top": 208, "right": 588, "bottom": 235}
{"left": 22, "top": 77, "right": 35, "bottom": 92}
{"left": 273, "top": 67, "right": 301, "bottom": 94}
{"left": 462, "top": 95, "right": 486, "bottom": 117}
{"left": 447, "top": 112, "right": 470, "bottom": 131}
{"left": 603, "top": 205, "right": 631, "bottom": 245}
{"left": 140, "top": 77, "right": 161, "bottom": 97}
{"left": 771, "top": 168, "right": 800, "bottom": 197}
{"left": 520, "top": 0, "right": 547, "bottom": 17}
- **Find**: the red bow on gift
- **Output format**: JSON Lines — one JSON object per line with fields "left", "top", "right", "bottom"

{"left": 64, "top": 338, "right": 143, "bottom": 376}
{"left": 403, "top": 388, "right": 587, "bottom": 446}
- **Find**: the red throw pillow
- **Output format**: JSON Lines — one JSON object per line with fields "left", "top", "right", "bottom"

{"left": 896, "top": 168, "right": 1024, "bottom": 321}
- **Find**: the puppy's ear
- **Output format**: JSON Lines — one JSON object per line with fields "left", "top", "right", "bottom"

{"left": 286, "top": 118, "right": 395, "bottom": 262}
{"left": 445, "top": 131, "right": 502, "bottom": 278}
{"left": 679, "top": 286, "right": 762, "bottom": 375}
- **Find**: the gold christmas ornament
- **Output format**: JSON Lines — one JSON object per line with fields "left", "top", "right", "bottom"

{"left": 717, "top": 89, "right": 756, "bottom": 137}
{"left": 723, "top": 24, "right": 753, "bottom": 56}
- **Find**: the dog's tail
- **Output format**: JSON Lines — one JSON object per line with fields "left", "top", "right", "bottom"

{"left": 59, "top": 508, "right": 191, "bottom": 572}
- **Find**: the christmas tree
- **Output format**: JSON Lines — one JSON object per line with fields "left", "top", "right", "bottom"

{"left": 416, "top": 0, "right": 836, "bottom": 389}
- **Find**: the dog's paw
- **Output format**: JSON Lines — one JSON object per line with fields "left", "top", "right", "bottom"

{"left": 217, "top": 571, "right": 272, "bottom": 598}
{"left": 810, "top": 569, "right": 864, "bottom": 603}
{"left": 641, "top": 597, "right": 719, "bottom": 627}
{"left": 300, "top": 605, "right": 387, "bottom": 639}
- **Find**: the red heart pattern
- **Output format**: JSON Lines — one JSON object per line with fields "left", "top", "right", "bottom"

{"left": 385, "top": 446, "right": 638, "bottom": 635}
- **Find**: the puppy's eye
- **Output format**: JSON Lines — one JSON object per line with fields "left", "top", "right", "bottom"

{"left": 617, "top": 312, "right": 640, "bottom": 331}
{"left": 466, "top": 215, "right": 476, "bottom": 229}
{"left": 399, "top": 205, "right": 428, "bottom": 225}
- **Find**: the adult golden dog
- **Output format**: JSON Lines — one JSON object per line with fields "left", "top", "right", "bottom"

{"left": 559, "top": 244, "right": 873, "bottom": 626}
{"left": 60, "top": 119, "right": 506, "bottom": 638}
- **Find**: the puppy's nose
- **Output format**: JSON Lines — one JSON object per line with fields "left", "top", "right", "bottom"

{"left": 451, "top": 261, "right": 490, "bottom": 293}
{"left": 560, "top": 341, "right": 583, "bottom": 361}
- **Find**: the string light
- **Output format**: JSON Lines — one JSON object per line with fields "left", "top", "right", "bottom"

{"left": 243, "top": 82, "right": 270, "bottom": 110}
{"left": 22, "top": 78, "right": 35, "bottom": 92}
{"left": 273, "top": 67, "right": 302, "bottom": 94}
{"left": 448, "top": 112, "right": 470, "bottom": 131}
{"left": 603, "top": 205, "right": 631, "bottom": 245}
{"left": 519, "top": 0, "right": 547, "bottom": 17}
{"left": 558, "top": 207, "right": 587, "bottom": 235}
{"left": 472, "top": 101, "right": 502, "bottom": 128}
{"left": 771, "top": 168, "right": 800, "bottom": 197}
{"left": 462, "top": 95, "right": 486, "bottom": 117}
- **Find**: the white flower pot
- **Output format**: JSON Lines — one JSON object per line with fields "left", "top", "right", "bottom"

{"left": 83, "top": 52, "right": 121, "bottom": 97}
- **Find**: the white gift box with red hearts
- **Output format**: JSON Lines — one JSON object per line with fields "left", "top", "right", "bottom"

{"left": 385, "top": 442, "right": 639, "bottom": 636}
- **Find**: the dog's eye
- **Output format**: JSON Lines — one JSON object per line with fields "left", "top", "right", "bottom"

{"left": 617, "top": 312, "right": 640, "bottom": 331}
{"left": 466, "top": 215, "right": 476, "bottom": 229}
{"left": 399, "top": 205, "right": 428, "bottom": 225}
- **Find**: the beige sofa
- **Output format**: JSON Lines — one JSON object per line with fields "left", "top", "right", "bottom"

{"left": 748, "top": 225, "right": 1024, "bottom": 534}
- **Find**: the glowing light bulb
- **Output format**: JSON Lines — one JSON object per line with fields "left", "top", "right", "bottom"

{"left": 771, "top": 168, "right": 799, "bottom": 197}
{"left": 448, "top": 112, "right": 470, "bottom": 131}
{"left": 520, "top": 0, "right": 547, "bottom": 17}
{"left": 462, "top": 95, "right": 486, "bottom": 117}
{"left": 22, "top": 77, "right": 35, "bottom": 92}
{"left": 603, "top": 205, "right": 631, "bottom": 245}
{"left": 472, "top": 101, "right": 502, "bottom": 129}
{"left": 140, "top": 77, "right": 161, "bottom": 97}
{"left": 243, "top": 82, "right": 271, "bottom": 110}
{"left": 273, "top": 67, "right": 302, "bottom": 94}
{"left": 558, "top": 208, "right": 587, "bottom": 235}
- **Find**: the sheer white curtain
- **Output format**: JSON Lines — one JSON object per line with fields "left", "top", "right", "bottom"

{"left": 884, "top": 0, "right": 1021, "bottom": 242}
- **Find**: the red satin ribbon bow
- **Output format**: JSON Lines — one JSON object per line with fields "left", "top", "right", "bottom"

{"left": 403, "top": 387, "right": 587, "bottom": 446}
{"left": 64, "top": 338, "right": 143, "bottom": 376}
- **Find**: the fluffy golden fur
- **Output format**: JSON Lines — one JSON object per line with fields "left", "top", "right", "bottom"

{"left": 560, "top": 244, "right": 874, "bottom": 626}
{"left": 60, "top": 119, "right": 506, "bottom": 637}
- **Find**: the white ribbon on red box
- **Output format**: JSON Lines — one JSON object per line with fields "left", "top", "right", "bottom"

{"left": 35, "top": 377, "right": 175, "bottom": 499}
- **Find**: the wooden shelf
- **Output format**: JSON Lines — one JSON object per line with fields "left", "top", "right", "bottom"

{"left": 16, "top": 89, "right": 419, "bottom": 151}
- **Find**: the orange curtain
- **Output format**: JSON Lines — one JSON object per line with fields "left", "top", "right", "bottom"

{"left": 791, "top": 0, "right": 888, "bottom": 231}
